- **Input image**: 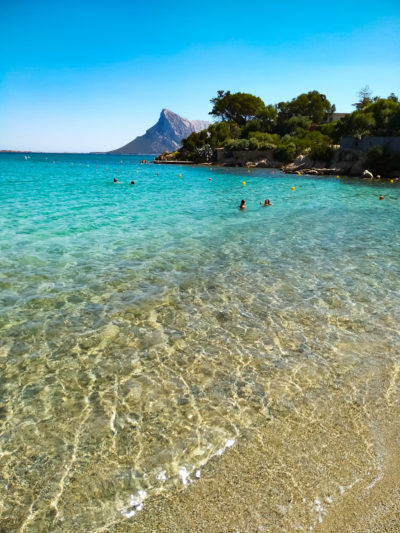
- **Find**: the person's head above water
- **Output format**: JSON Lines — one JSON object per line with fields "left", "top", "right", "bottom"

{"left": 239, "top": 199, "right": 246, "bottom": 210}
{"left": 130, "top": 181, "right": 135, "bottom": 185}
{"left": 264, "top": 199, "right": 272, "bottom": 206}
{"left": 113, "top": 178, "right": 118, "bottom": 183}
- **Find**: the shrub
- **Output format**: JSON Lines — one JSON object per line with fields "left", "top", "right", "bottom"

{"left": 248, "top": 137, "right": 276, "bottom": 151}
{"left": 317, "top": 122, "right": 341, "bottom": 143}
{"left": 248, "top": 138, "right": 260, "bottom": 150}
{"left": 309, "top": 143, "right": 334, "bottom": 163}
{"left": 285, "top": 115, "right": 312, "bottom": 133}
{"left": 194, "top": 144, "right": 214, "bottom": 162}
{"left": 247, "top": 131, "right": 280, "bottom": 144}
{"left": 274, "top": 142, "right": 297, "bottom": 162}
{"left": 365, "top": 145, "right": 400, "bottom": 175}
{"left": 225, "top": 138, "right": 250, "bottom": 151}
{"left": 258, "top": 142, "right": 276, "bottom": 151}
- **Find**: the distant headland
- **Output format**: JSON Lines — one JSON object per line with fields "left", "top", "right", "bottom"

{"left": 0, "top": 150, "right": 33, "bottom": 153}
{"left": 108, "top": 109, "right": 209, "bottom": 155}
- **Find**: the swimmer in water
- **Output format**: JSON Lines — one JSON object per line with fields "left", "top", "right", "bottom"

{"left": 113, "top": 178, "right": 118, "bottom": 183}
{"left": 260, "top": 199, "right": 273, "bottom": 206}
{"left": 130, "top": 180, "right": 135, "bottom": 185}
{"left": 239, "top": 199, "right": 246, "bottom": 210}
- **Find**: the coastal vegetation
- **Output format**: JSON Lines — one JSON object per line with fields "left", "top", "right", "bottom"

{"left": 168, "top": 88, "right": 400, "bottom": 174}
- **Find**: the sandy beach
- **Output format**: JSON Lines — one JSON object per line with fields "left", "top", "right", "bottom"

{"left": 120, "top": 357, "right": 400, "bottom": 532}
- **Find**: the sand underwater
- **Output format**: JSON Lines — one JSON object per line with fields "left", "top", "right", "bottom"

{"left": 0, "top": 153, "right": 399, "bottom": 532}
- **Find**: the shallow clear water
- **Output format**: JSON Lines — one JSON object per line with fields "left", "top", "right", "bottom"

{"left": 0, "top": 153, "right": 399, "bottom": 531}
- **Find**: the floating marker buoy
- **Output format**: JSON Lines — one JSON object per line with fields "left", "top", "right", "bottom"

{"left": 390, "top": 179, "right": 394, "bottom": 183}
{"left": 291, "top": 187, "right": 295, "bottom": 191}
{"left": 336, "top": 175, "right": 340, "bottom": 178}
{"left": 209, "top": 178, "right": 212, "bottom": 181}
{"left": 179, "top": 174, "right": 182, "bottom": 177}
{"left": 379, "top": 195, "right": 384, "bottom": 200}
{"left": 247, "top": 169, "right": 250, "bottom": 173}
{"left": 242, "top": 181, "right": 246, "bottom": 185}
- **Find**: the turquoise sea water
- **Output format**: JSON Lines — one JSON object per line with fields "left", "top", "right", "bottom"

{"left": 0, "top": 153, "right": 399, "bottom": 531}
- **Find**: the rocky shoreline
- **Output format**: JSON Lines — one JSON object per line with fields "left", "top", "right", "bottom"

{"left": 153, "top": 135, "right": 400, "bottom": 180}
{"left": 152, "top": 158, "right": 398, "bottom": 181}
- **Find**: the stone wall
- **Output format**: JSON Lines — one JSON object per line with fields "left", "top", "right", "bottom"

{"left": 340, "top": 136, "right": 400, "bottom": 153}
{"left": 215, "top": 148, "right": 278, "bottom": 166}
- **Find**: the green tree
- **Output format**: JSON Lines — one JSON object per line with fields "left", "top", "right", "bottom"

{"left": 352, "top": 85, "right": 379, "bottom": 110}
{"left": 179, "top": 130, "right": 208, "bottom": 159}
{"left": 338, "top": 111, "right": 376, "bottom": 138}
{"left": 367, "top": 98, "right": 400, "bottom": 134}
{"left": 276, "top": 91, "right": 335, "bottom": 124}
{"left": 209, "top": 90, "right": 266, "bottom": 125}
{"left": 337, "top": 97, "right": 400, "bottom": 137}
{"left": 256, "top": 105, "right": 278, "bottom": 131}
{"left": 284, "top": 115, "right": 312, "bottom": 134}
{"left": 207, "top": 121, "right": 241, "bottom": 148}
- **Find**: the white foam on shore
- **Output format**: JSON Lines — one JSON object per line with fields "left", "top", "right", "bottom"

{"left": 216, "top": 439, "right": 235, "bottom": 456}
{"left": 121, "top": 490, "right": 147, "bottom": 519}
{"left": 120, "top": 438, "right": 237, "bottom": 520}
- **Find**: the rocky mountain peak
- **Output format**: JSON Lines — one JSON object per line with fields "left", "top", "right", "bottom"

{"left": 109, "top": 110, "right": 210, "bottom": 155}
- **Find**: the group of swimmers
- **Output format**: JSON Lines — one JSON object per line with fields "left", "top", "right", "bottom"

{"left": 239, "top": 199, "right": 272, "bottom": 210}
{"left": 113, "top": 178, "right": 135, "bottom": 185}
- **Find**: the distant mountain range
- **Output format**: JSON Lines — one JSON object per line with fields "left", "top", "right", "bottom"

{"left": 108, "top": 109, "right": 209, "bottom": 155}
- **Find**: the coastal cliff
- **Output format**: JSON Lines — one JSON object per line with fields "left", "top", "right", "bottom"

{"left": 109, "top": 109, "right": 209, "bottom": 155}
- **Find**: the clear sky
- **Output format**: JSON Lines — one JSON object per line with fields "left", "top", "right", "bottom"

{"left": 1, "top": 0, "right": 399, "bottom": 152}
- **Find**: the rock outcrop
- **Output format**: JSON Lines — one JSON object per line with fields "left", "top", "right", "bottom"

{"left": 109, "top": 109, "right": 209, "bottom": 155}
{"left": 361, "top": 169, "right": 374, "bottom": 179}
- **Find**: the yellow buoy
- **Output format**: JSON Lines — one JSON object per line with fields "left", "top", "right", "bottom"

{"left": 247, "top": 169, "right": 250, "bottom": 173}
{"left": 242, "top": 181, "right": 246, "bottom": 186}
{"left": 136, "top": 170, "right": 139, "bottom": 173}
{"left": 179, "top": 174, "right": 182, "bottom": 177}
{"left": 291, "top": 187, "right": 295, "bottom": 191}
{"left": 336, "top": 175, "right": 340, "bottom": 178}
{"left": 390, "top": 179, "right": 394, "bottom": 183}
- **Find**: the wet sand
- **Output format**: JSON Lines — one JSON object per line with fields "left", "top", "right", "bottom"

{"left": 113, "top": 363, "right": 400, "bottom": 533}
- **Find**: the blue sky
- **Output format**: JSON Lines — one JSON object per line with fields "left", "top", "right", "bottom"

{"left": 1, "top": 0, "right": 399, "bottom": 152}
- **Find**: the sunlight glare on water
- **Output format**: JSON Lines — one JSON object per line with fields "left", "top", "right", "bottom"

{"left": 0, "top": 153, "right": 399, "bottom": 531}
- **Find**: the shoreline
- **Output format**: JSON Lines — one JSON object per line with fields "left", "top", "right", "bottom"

{"left": 151, "top": 160, "right": 398, "bottom": 181}
{"left": 118, "top": 365, "right": 400, "bottom": 533}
